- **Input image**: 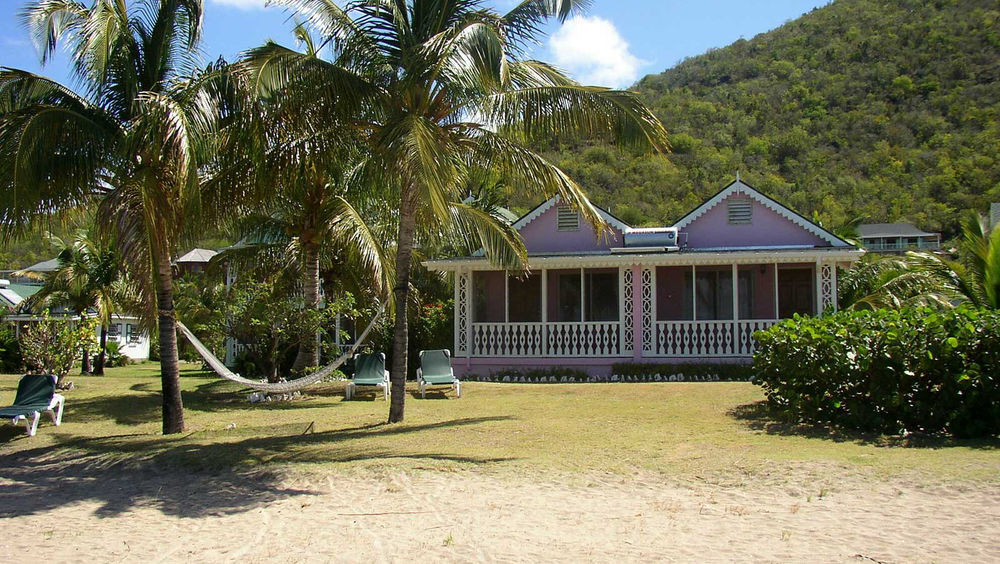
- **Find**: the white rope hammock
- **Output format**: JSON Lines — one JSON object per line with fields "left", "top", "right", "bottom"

{"left": 176, "top": 303, "right": 386, "bottom": 394}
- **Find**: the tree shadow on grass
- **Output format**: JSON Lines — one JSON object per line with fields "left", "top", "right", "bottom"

{"left": 0, "top": 416, "right": 516, "bottom": 519}
{"left": 730, "top": 401, "right": 1000, "bottom": 450}
{"left": 54, "top": 379, "right": 352, "bottom": 429}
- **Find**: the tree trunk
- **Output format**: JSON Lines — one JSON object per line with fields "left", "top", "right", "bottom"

{"left": 155, "top": 249, "right": 185, "bottom": 434}
{"left": 388, "top": 187, "right": 419, "bottom": 423}
{"left": 94, "top": 324, "right": 108, "bottom": 375}
{"left": 80, "top": 313, "right": 92, "bottom": 374}
{"left": 291, "top": 241, "right": 321, "bottom": 374}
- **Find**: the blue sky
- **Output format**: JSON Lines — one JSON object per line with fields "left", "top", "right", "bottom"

{"left": 0, "top": 0, "right": 829, "bottom": 89}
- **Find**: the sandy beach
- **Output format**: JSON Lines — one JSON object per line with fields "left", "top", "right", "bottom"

{"left": 2, "top": 455, "right": 997, "bottom": 563}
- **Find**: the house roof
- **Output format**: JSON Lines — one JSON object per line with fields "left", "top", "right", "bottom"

{"left": 23, "top": 258, "right": 60, "bottom": 272}
{"left": 176, "top": 248, "right": 218, "bottom": 264}
{"left": 672, "top": 179, "right": 851, "bottom": 247}
{"left": 0, "top": 281, "right": 41, "bottom": 309}
{"left": 857, "top": 223, "right": 938, "bottom": 238}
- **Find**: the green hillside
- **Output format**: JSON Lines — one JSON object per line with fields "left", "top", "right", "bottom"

{"left": 530, "top": 0, "right": 1000, "bottom": 237}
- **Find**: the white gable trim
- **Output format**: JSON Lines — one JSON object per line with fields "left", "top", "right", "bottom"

{"left": 511, "top": 195, "right": 632, "bottom": 233}
{"left": 672, "top": 180, "right": 850, "bottom": 247}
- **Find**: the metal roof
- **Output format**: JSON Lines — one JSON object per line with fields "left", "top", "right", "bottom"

{"left": 175, "top": 248, "right": 219, "bottom": 264}
{"left": 857, "top": 223, "right": 937, "bottom": 238}
{"left": 23, "top": 258, "right": 61, "bottom": 272}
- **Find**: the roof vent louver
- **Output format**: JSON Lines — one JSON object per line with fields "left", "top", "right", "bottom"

{"left": 557, "top": 206, "right": 580, "bottom": 231}
{"left": 728, "top": 197, "right": 753, "bottom": 225}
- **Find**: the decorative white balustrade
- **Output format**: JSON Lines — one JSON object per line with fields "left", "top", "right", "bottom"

{"left": 471, "top": 322, "right": 622, "bottom": 357}
{"left": 654, "top": 320, "right": 778, "bottom": 357}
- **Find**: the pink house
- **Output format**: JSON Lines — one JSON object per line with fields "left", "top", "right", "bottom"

{"left": 424, "top": 179, "right": 864, "bottom": 376}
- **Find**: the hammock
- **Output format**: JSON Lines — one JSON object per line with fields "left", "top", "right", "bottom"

{"left": 176, "top": 303, "right": 385, "bottom": 394}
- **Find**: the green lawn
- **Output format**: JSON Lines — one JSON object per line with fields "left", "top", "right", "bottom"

{"left": 1, "top": 362, "right": 997, "bottom": 483}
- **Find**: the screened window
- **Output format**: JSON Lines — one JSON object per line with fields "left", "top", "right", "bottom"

{"left": 508, "top": 274, "right": 542, "bottom": 322}
{"left": 695, "top": 268, "right": 734, "bottom": 320}
{"left": 556, "top": 273, "right": 582, "bottom": 321}
{"left": 584, "top": 271, "right": 619, "bottom": 322}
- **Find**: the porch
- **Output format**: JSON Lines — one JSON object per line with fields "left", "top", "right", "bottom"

{"left": 455, "top": 257, "right": 840, "bottom": 362}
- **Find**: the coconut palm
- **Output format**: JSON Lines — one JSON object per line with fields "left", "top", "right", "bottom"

{"left": 958, "top": 211, "right": 1000, "bottom": 309}
{"left": 254, "top": 0, "right": 670, "bottom": 422}
{"left": 0, "top": 0, "right": 234, "bottom": 433}
{"left": 211, "top": 27, "right": 393, "bottom": 374}
{"left": 19, "top": 227, "right": 127, "bottom": 375}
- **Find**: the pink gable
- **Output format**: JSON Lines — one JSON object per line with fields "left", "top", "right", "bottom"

{"left": 682, "top": 195, "right": 829, "bottom": 248}
{"left": 518, "top": 205, "right": 623, "bottom": 253}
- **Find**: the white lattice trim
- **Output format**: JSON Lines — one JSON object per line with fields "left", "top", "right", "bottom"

{"left": 641, "top": 267, "right": 655, "bottom": 354}
{"left": 820, "top": 263, "right": 836, "bottom": 314}
{"left": 621, "top": 267, "right": 634, "bottom": 355}
{"left": 456, "top": 271, "right": 470, "bottom": 355}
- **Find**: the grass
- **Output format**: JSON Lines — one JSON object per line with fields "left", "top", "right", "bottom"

{"left": 1, "top": 362, "right": 997, "bottom": 483}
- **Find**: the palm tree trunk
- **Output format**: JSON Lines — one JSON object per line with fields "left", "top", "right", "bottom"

{"left": 80, "top": 313, "right": 92, "bottom": 374}
{"left": 389, "top": 188, "right": 419, "bottom": 423}
{"left": 155, "top": 249, "right": 185, "bottom": 434}
{"left": 94, "top": 324, "right": 108, "bottom": 375}
{"left": 291, "top": 241, "right": 321, "bottom": 374}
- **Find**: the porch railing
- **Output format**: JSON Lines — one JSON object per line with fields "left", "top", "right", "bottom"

{"left": 471, "top": 321, "right": 622, "bottom": 357}
{"left": 653, "top": 320, "right": 778, "bottom": 358}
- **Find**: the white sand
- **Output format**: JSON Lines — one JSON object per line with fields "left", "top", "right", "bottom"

{"left": 1, "top": 460, "right": 997, "bottom": 563}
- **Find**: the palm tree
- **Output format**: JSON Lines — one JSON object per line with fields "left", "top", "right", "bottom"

{"left": 255, "top": 0, "right": 670, "bottom": 422}
{"left": 21, "top": 228, "right": 128, "bottom": 375}
{"left": 0, "top": 0, "right": 234, "bottom": 433}
{"left": 958, "top": 211, "right": 1000, "bottom": 309}
{"left": 212, "top": 27, "right": 393, "bottom": 373}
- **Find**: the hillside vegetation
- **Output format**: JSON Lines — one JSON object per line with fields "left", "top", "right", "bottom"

{"left": 528, "top": 0, "right": 1000, "bottom": 237}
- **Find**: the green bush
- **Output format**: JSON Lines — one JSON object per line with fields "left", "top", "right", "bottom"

{"left": 753, "top": 307, "right": 1000, "bottom": 438}
{"left": 95, "top": 340, "right": 131, "bottom": 368}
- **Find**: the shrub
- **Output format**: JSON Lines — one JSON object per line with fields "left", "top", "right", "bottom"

{"left": 20, "top": 311, "right": 98, "bottom": 386}
{"left": 753, "top": 307, "right": 1000, "bottom": 438}
{"left": 94, "top": 340, "right": 131, "bottom": 368}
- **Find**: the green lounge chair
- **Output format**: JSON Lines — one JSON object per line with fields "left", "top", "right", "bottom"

{"left": 417, "top": 349, "right": 460, "bottom": 399}
{"left": 346, "top": 353, "right": 389, "bottom": 400}
{"left": 1, "top": 374, "right": 64, "bottom": 437}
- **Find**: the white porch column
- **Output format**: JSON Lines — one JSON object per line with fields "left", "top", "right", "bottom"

{"left": 691, "top": 265, "right": 697, "bottom": 321}
{"left": 579, "top": 268, "right": 585, "bottom": 322}
{"left": 504, "top": 270, "right": 509, "bottom": 323}
{"left": 773, "top": 263, "right": 780, "bottom": 319}
{"left": 731, "top": 263, "right": 739, "bottom": 321}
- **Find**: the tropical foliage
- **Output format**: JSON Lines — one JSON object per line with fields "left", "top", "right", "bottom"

{"left": 19, "top": 228, "right": 132, "bottom": 374}
{"left": 754, "top": 307, "right": 1000, "bottom": 438}
{"left": 0, "top": 0, "right": 244, "bottom": 433}
{"left": 536, "top": 0, "right": 1000, "bottom": 234}
{"left": 222, "top": 278, "right": 354, "bottom": 382}
{"left": 20, "top": 310, "right": 98, "bottom": 387}
{"left": 839, "top": 212, "right": 1000, "bottom": 310}
{"left": 259, "top": 0, "right": 669, "bottom": 422}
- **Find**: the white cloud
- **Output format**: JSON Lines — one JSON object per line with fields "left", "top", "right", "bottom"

{"left": 210, "top": 0, "right": 268, "bottom": 10}
{"left": 548, "top": 16, "right": 644, "bottom": 89}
